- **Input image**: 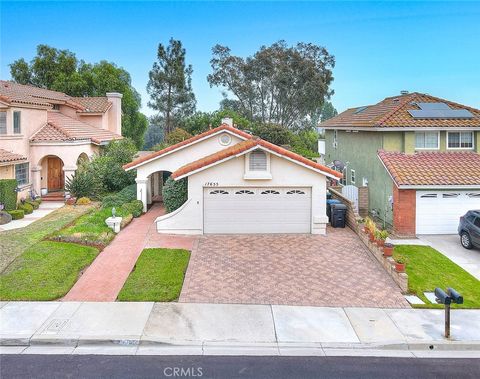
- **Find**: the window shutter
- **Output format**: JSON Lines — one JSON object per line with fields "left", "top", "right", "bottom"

{"left": 13, "top": 111, "right": 21, "bottom": 134}
{"left": 0, "top": 112, "right": 6, "bottom": 134}
{"left": 249, "top": 150, "right": 267, "bottom": 171}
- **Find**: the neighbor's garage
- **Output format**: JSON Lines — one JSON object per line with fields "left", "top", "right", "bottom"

{"left": 416, "top": 190, "right": 480, "bottom": 234}
{"left": 204, "top": 187, "right": 311, "bottom": 234}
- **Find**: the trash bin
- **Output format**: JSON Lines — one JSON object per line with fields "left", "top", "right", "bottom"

{"left": 331, "top": 203, "right": 347, "bottom": 228}
{"left": 326, "top": 192, "right": 332, "bottom": 200}
{"left": 326, "top": 199, "right": 341, "bottom": 221}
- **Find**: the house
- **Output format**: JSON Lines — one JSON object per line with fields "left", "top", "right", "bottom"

{"left": 320, "top": 92, "right": 480, "bottom": 236}
{"left": 124, "top": 119, "right": 342, "bottom": 235}
{"left": 0, "top": 81, "right": 122, "bottom": 200}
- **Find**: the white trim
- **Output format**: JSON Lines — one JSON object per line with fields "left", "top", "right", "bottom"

{"left": 125, "top": 129, "right": 249, "bottom": 171}
{"left": 30, "top": 140, "right": 91, "bottom": 146}
{"left": 414, "top": 131, "right": 440, "bottom": 150}
{"left": 154, "top": 199, "right": 192, "bottom": 223}
{"left": 322, "top": 126, "right": 480, "bottom": 132}
{"left": 400, "top": 184, "right": 480, "bottom": 189}
{"left": 446, "top": 131, "right": 474, "bottom": 150}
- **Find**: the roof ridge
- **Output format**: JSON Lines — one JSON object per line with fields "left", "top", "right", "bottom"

{"left": 375, "top": 93, "right": 416, "bottom": 126}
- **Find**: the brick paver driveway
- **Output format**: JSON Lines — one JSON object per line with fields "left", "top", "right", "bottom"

{"left": 180, "top": 227, "right": 409, "bottom": 308}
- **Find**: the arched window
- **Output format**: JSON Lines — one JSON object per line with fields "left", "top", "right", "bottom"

{"left": 210, "top": 190, "right": 229, "bottom": 195}
{"left": 249, "top": 150, "right": 267, "bottom": 171}
{"left": 235, "top": 190, "right": 255, "bottom": 195}
{"left": 261, "top": 190, "right": 280, "bottom": 195}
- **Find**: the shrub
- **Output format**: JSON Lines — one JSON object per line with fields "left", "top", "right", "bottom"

{"left": 162, "top": 177, "right": 187, "bottom": 213}
{"left": 121, "top": 200, "right": 144, "bottom": 218}
{"left": 252, "top": 123, "right": 292, "bottom": 146}
{"left": 8, "top": 209, "right": 24, "bottom": 220}
{"left": 0, "top": 179, "right": 18, "bottom": 211}
{"left": 165, "top": 128, "right": 192, "bottom": 145}
{"left": 26, "top": 200, "right": 39, "bottom": 210}
{"left": 65, "top": 167, "right": 97, "bottom": 198}
{"left": 17, "top": 202, "right": 33, "bottom": 214}
{"left": 76, "top": 197, "right": 91, "bottom": 205}
{"left": 101, "top": 184, "right": 137, "bottom": 208}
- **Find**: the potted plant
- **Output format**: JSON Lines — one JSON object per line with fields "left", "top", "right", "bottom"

{"left": 368, "top": 222, "right": 377, "bottom": 242}
{"left": 364, "top": 217, "right": 374, "bottom": 234}
{"left": 376, "top": 230, "right": 389, "bottom": 247}
{"left": 383, "top": 242, "right": 394, "bottom": 257}
{"left": 394, "top": 255, "right": 407, "bottom": 272}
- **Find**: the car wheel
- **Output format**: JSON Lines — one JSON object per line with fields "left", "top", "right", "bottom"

{"left": 460, "top": 232, "right": 473, "bottom": 249}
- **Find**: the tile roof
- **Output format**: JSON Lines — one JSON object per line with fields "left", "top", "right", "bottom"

{"left": 378, "top": 150, "right": 480, "bottom": 187}
{"left": 172, "top": 137, "right": 343, "bottom": 180}
{"left": 0, "top": 149, "right": 27, "bottom": 164}
{"left": 30, "top": 112, "right": 122, "bottom": 145}
{"left": 73, "top": 97, "right": 112, "bottom": 113}
{"left": 321, "top": 92, "right": 480, "bottom": 129}
{"left": 123, "top": 124, "right": 253, "bottom": 170}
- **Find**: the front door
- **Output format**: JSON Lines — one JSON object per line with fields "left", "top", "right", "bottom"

{"left": 47, "top": 157, "right": 64, "bottom": 191}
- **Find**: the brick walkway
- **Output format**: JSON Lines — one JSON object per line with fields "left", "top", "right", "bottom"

{"left": 63, "top": 203, "right": 195, "bottom": 302}
{"left": 180, "top": 227, "right": 409, "bottom": 308}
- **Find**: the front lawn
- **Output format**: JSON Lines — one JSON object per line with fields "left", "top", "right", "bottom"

{"left": 50, "top": 206, "right": 132, "bottom": 247}
{"left": 117, "top": 248, "right": 190, "bottom": 302}
{"left": 395, "top": 245, "right": 480, "bottom": 309}
{"left": 0, "top": 241, "right": 98, "bottom": 301}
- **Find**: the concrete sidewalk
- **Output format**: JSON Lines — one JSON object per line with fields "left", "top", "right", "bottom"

{"left": 0, "top": 202, "right": 64, "bottom": 232}
{"left": 1, "top": 302, "right": 479, "bottom": 357}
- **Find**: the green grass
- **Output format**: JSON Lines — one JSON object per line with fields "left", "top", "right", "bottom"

{"left": 0, "top": 204, "right": 95, "bottom": 272}
{"left": 0, "top": 241, "right": 98, "bottom": 301}
{"left": 394, "top": 245, "right": 480, "bottom": 309}
{"left": 51, "top": 206, "right": 131, "bottom": 247}
{"left": 117, "top": 248, "right": 190, "bottom": 302}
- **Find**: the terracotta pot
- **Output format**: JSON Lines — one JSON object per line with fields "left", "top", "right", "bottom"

{"left": 363, "top": 226, "right": 369, "bottom": 234}
{"left": 66, "top": 198, "right": 76, "bottom": 205}
{"left": 395, "top": 262, "right": 406, "bottom": 272}
{"left": 383, "top": 245, "right": 393, "bottom": 257}
{"left": 376, "top": 239, "right": 385, "bottom": 247}
{"left": 368, "top": 232, "right": 375, "bottom": 242}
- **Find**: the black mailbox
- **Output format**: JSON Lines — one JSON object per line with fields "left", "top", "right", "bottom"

{"left": 435, "top": 288, "right": 451, "bottom": 305}
{"left": 447, "top": 288, "right": 464, "bottom": 304}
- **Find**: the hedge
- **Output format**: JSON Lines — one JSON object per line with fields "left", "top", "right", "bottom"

{"left": 162, "top": 177, "right": 187, "bottom": 213}
{"left": 18, "top": 202, "right": 33, "bottom": 215}
{"left": 0, "top": 179, "right": 18, "bottom": 211}
{"left": 101, "top": 184, "right": 136, "bottom": 208}
{"left": 8, "top": 209, "right": 24, "bottom": 220}
{"left": 121, "top": 200, "right": 144, "bottom": 218}
{"left": 26, "top": 200, "right": 40, "bottom": 210}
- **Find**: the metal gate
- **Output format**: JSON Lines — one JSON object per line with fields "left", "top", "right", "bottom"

{"left": 342, "top": 185, "right": 359, "bottom": 212}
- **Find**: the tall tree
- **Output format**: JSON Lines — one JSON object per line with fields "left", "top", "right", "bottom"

{"left": 320, "top": 101, "right": 338, "bottom": 122}
{"left": 9, "top": 45, "right": 148, "bottom": 148}
{"left": 147, "top": 39, "right": 196, "bottom": 136}
{"left": 208, "top": 41, "right": 335, "bottom": 129}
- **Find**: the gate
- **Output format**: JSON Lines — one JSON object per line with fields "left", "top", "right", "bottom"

{"left": 342, "top": 185, "right": 359, "bottom": 213}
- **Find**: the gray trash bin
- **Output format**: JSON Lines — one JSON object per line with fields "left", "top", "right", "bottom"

{"left": 331, "top": 203, "right": 347, "bottom": 228}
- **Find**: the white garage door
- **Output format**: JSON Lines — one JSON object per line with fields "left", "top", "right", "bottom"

{"left": 416, "top": 191, "right": 480, "bottom": 234}
{"left": 204, "top": 187, "right": 311, "bottom": 234}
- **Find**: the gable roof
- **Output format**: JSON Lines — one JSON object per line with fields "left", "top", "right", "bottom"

{"left": 378, "top": 150, "right": 480, "bottom": 188}
{"left": 73, "top": 97, "right": 112, "bottom": 113}
{"left": 123, "top": 124, "right": 253, "bottom": 170}
{"left": 321, "top": 92, "right": 480, "bottom": 129}
{"left": 30, "top": 112, "right": 122, "bottom": 145}
{"left": 0, "top": 149, "right": 27, "bottom": 165}
{"left": 172, "top": 137, "right": 343, "bottom": 180}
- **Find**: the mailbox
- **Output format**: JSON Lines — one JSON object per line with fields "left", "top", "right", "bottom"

{"left": 434, "top": 288, "right": 451, "bottom": 305}
{"left": 447, "top": 288, "right": 464, "bottom": 304}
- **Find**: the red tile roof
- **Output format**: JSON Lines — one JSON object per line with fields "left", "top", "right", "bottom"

{"left": 0, "top": 149, "right": 27, "bottom": 164}
{"left": 378, "top": 150, "right": 480, "bottom": 187}
{"left": 172, "top": 137, "right": 343, "bottom": 180}
{"left": 73, "top": 97, "right": 112, "bottom": 113}
{"left": 123, "top": 124, "right": 253, "bottom": 170}
{"left": 30, "top": 112, "right": 122, "bottom": 145}
{"left": 321, "top": 92, "right": 480, "bottom": 129}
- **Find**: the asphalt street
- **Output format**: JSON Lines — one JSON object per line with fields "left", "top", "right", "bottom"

{"left": 1, "top": 355, "right": 479, "bottom": 379}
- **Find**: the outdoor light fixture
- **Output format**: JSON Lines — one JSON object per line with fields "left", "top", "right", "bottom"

{"left": 112, "top": 207, "right": 116, "bottom": 218}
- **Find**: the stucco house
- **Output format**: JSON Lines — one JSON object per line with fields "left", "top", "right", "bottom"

{"left": 321, "top": 92, "right": 480, "bottom": 236}
{"left": 0, "top": 81, "right": 123, "bottom": 200}
{"left": 124, "top": 120, "right": 342, "bottom": 235}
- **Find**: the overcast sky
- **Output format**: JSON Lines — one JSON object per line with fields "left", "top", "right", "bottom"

{"left": 1, "top": 1, "right": 479, "bottom": 117}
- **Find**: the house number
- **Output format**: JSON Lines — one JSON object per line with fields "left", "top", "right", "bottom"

{"left": 204, "top": 182, "right": 219, "bottom": 187}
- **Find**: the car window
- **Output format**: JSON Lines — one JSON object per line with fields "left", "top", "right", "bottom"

{"left": 466, "top": 215, "right": 476, "bottom": 223}
{"left": 474, "top": 218, "right": 480, "bottom": 228}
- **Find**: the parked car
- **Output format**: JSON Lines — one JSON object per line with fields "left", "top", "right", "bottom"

{"left": 458, "top": 210, "right": 480, "bottom": 249}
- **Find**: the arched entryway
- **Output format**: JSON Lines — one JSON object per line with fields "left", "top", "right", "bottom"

{"left": 39, "top": 155, "right": 65, "bottom": 193}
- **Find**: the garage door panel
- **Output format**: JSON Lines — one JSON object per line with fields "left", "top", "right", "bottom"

{"left": 416, "top": 191, "right": 480, "bottom": 234}
{"left": 204, "top": 187, "right": 311, "bottom": 234}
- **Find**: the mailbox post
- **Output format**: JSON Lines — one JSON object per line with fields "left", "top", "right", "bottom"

{"left": 435, "top": 287, "right": 463, "bottom": 338}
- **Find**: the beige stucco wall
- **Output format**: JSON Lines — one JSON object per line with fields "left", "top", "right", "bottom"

{"left": 0, "top": 164, "right": 14, "bottom": 179}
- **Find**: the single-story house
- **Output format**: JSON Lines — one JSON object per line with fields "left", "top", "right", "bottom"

{"left": 124, "top": 120, "right": 342, "bottom": 235}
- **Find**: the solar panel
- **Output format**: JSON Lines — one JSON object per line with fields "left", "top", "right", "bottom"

{"left": 354, "top": 106, "right": 368, "bottom": 114}
{"left": 408, "top": 102, "right": 474, "bottom": 119}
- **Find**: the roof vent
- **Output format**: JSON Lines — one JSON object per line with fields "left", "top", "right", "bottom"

{"left": 408, "top": 102, "right": 473, "bottom": 119}
{"left": 400, "top": 90, "right": 409, "bottom": 95}
{"left": 354, "top": 106, "right": 368, "bottom": 114}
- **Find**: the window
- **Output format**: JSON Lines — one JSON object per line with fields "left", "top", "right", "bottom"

{"left": 249, "top": 150, "right": 267, "bottom": 171}
{"left": 52, "top": 104, "right": 60, "bottom": 110}
{"left": 467, "top": 193, "right": 480, "bottom": 198}
{"left": 474, "top": 218, "right": 480, "bottom": 228}
{"left": 442, "top": 193, "right": 460, "bottom": 198}
{"left": 415, "top": 131, "right": 439, "bottom": 149}
{"left": 286, "top": 190, "right": 306, "bottom": 195}
{"left": 235, "top": 190, "right": 254, "bottom": 195}
{"left": 420, "top": 194, "right": 437, "bottom": 198}
{"left": 15, "top": 163, "right": 29, "bottom": 186}
{"left": 13, "top": 111, "right": 21, "bottom": 134}
{"left": 210, "top": 190, "right": 229, "bottom": 195}
{"left": 219, "top": 133, "right": 232, "bottom": 146}
{"left": 350, "top": 169, "right": 356, "bottom": 184}
{"left": 448, "top": 132, "right": 473, "bottom": 149}
{"left": 333, "top": 130, "right": 338, "bottom": 148}
{"left": 261, "top": 190, "right": 280, "bottom": 195}
{"left": 0, "top": 111, "right": 6, "bottom": 134}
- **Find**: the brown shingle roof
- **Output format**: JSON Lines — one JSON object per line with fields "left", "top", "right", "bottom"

{"left": 172, "top": 138, "right": 343, "bottom": 180}
{"left": 321, "top": 93, "right": 480, "bottom": 129}
{"left": 0, "top": 149, "right": 27, "bottom": 164}
{"left": 378, "top": 150, "right": 480, "bottom": 187}
{"left": 123, "top": 124, "right": 254, "bottom": 170}
{"left": 73, "top": 97, "right": 112, "bottom": 113}
{"left": 30, "top": 112, "right": 122, "bottom": 145}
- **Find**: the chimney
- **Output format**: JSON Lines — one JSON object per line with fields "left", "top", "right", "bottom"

{"left": 106, "top": 92, "right": 123, "bottom": 135}
{"left": 221, "top": 117, "right": 233, "bottom": 127}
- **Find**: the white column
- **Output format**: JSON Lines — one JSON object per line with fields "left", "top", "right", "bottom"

{"left": 136, "top": 178, "right": 148, "bottom": 212}
{"left": 147, "top": 176, "right": 152, "bottom": 205}
{"left": 31, "top": 166, "right": 42, "bottom": 196}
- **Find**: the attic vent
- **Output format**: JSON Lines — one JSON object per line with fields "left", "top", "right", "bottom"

{"left": 354, "top": 106, "right": 368, "bottom": 114}
{"left": 249, "top": 150, "right": 267, "bottom": 171}
{"left": 408, "top": 102, "right": 473, "bottom": 119}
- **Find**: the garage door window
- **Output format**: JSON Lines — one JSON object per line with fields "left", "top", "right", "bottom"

{"left": 235, "top": 190, "right": 254, "bottom": 195}
{"left": 261, "top": 190, "right": 280, "bottom": 194}
{"left": 286, "top": 190, "right": 306, "bottom": 195}
{"left": 210, "top": 190, "right": 229, "bottom": 195}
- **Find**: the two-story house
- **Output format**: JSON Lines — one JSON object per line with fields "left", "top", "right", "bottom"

{"left": 321, "top": 92, "right": 480, "bottom": 236}
{"left": 0, "top": 81, "right": 123, "bottom": 201}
